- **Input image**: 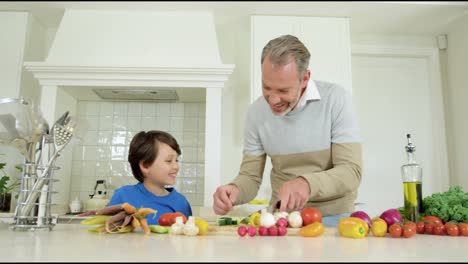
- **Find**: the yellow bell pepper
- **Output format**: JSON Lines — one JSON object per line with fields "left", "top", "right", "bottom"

{"left": 194, "top": 218, "right": 209, "bottom": 236}
{"left": 249, "top": 212, "right": 262, "bottom": 227}
{"left": 371, "top": 218, "right": 387, "bottom": 237}
{"left": 338, "top": 217, "right": 368, "bottom": 239}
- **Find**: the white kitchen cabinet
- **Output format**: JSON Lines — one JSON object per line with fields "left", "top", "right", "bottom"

{"left": 250, "top": 15, "right": 352, "bottom": 103}
{"left": 250, "top": 15, "right": 353, "bottom": 201}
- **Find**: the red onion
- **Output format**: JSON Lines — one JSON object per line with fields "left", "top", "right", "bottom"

{"left": 380, "top": 208, "right": 403, "bottom": 227}
{"left": 350, "top": 211, "right": 372, "bottom": 228}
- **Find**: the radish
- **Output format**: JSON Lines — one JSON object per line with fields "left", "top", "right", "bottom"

{"left": 277, "top": 226, "right": 287, "bottom": 236}
{"left": 258, "top": 226, "right": 268, "bottom": 236}
{"left": 268, "top": 226, "right": 279, "bottom": 236}
{"left": 237, "top": 225, "right": 248, "bottom": 237}
{"left": 276, "top": 217, "right": 288, "bottom": 228}
{"left": 247, "top": 226, "right": 257, "bottom": 237}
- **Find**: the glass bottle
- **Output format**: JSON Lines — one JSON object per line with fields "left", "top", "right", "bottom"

{"left": 401, "top": 134, "right": 423, "bottom": 222}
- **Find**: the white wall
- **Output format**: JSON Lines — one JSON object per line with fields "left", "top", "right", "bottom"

{"left": 215, "top": 16, "right": 253, "bottom": 193}
{"left": 20, "top": 13, "right": 47, "bottom": 104}
{"left": 445, "top": 14, "right": 468, "bottom": 190}
{"left": 0, "top": 12, "right": 28, "bottom": 99}
{"left": 0, "top": 11, "right": 47, "bottom": 212}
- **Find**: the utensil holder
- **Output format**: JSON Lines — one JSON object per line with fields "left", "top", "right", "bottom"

{"left": 11, "top": 148, "right": 60, "bottom": 231}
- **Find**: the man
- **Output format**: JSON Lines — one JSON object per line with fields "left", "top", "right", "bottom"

{"left": 213, "top": 35, "right": 362, "bottom": 226}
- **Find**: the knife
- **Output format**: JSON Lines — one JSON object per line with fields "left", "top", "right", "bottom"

{"left": 269, "top": 200, "right": 281, "bottom": 213}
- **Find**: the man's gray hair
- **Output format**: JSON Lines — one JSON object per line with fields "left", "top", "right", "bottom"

{"left": 261, "top": 35, "right": 311, "bottom": 80}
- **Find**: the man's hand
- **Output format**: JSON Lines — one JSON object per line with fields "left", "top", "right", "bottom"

{"left": 213, "top": 184, "right": 240, "bottom": 215}
{"left": 276, "top": 176, "right": 311, "bottom": 212}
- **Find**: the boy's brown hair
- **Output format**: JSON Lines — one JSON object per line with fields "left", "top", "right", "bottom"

{"left": 128, "top": 130, "right": 181, "bottom": 182}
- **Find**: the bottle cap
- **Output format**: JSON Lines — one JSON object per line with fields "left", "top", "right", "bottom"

{"left": 405, "top": 134, "right": 416, "bottom": 153}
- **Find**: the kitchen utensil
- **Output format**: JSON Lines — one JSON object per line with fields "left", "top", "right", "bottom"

{"left": 20, "top": 113, "right": 76, "bottom": 216}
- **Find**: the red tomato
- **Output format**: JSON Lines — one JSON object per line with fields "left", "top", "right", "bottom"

{"left": 404, "top": 221, "right": 416, "bottom": 230}
{"left": 389, "top": 223, "right": 402, "bottom": 238}
{"left": 424, "top": 222, "right": 435, "bottom": 234}
{"left": 433, "top": 223, "right": 446, "bottom": 235}
{"left": 459, "top": 223, "right": 468, "bottom": 236}
{"left": 158, "top": 212, "right": 187, "bottom": 226}
{"left": 423, "top": 215, "right": 443, "bottom": 225}
{"left": 301, "top": 207, "right": 322, "bottom": 226}
{"left": 445, "top": 223, "right": 460, "bottom": 236}
{"left": 403, "top": 223, "right": 416, "bottom": 238}
{"left": 416, "top": 221, "right": 425, "bottom": 234}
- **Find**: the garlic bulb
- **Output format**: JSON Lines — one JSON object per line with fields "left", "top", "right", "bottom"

{"left": 183, "top": 216, "right": 199, "bottom": 236}
{"left": 170, "top": 216, "right": 185, "bottom": 235}
{"left": 274, "top": 211, "right": 289, "bottom": 222}
{"left": 259, "top": 209, "right": 276, "bottom": 228}
{"left": 287, "top": 211, "right": 303, "bottom": 228}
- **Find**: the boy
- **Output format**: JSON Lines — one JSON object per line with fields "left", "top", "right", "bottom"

{"left": 108, "top": 130, "right": 192, "bottom": 225}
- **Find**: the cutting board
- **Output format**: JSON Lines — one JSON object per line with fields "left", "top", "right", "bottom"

{"left": 206, "top": 225, "right": 302, "bottom": 236}
{"left": 206, "top": 225, "right": 337, "bottom": 236}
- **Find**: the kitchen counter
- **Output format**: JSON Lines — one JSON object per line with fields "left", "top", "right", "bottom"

{"left": 0, "top": 222, "right": 466, "bottom": 262}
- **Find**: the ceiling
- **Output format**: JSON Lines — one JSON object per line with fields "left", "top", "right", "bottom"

{"left": 1, "top": 1, "right": 468, "bottom": 35}
{"left": 2, "top": 1, "right": 467, "bottom": 102}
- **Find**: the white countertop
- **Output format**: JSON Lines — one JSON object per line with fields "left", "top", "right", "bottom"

{"left": 0, "top": 222, "right": 466, "bottom": 262}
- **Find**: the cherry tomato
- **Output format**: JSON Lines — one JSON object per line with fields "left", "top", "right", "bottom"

{"left": 459, "top": 223, "right": 468, "bottom": 236}
{"left": 445, "top": 223, "right": 460, "bottom": 236}
{"left": 424, "top": 222, "right": 435, "bottom": 234}
{"left": 433, "top": 223, "right": 446, "bottom": 235}
{"left": 416, "top": 221, "right": 425, "bottom": 234}
{"left": 402, "top": 223, "right": 416, "bottom": 238}
{"left": 423, "top": 215, "right": 443, "bottom": 225}
{"left": 301, "top": 208, "right": 322, "bottom": 226}
{"left": 389, "top": 223, "right": 402, "bottom": 238}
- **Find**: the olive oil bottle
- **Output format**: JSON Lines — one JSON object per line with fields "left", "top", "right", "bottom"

{"left": 401, "top": 134, "right": 423, "bottom": 222}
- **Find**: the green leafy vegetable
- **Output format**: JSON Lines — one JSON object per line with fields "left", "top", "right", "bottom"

{"left": 422, "top": 186, "right": 468, "bottom": 223}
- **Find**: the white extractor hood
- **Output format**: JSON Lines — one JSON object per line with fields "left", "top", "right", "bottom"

{"left": 24, "top": 9, "right": 234, "bottom": 209}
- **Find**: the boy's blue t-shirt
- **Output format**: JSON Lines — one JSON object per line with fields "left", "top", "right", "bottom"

{"left": 108, "top": 182, "right": 192, "bottom": 225}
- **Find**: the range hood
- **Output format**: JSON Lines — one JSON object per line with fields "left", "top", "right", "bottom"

{"left": 24, "top": 9, "right": 234, "bottom": 209}
{"left": 93, "top": 88, "right": 179, "bottom": 101}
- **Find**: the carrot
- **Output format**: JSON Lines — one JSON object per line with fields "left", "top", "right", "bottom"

{"left": 105, "top": 210, "right": 127, "bottom": 233}
{"left": 120, "top": 215, "right": 133, "bottom": 228}
{"left": 122, "top": 202, "right": 137, "bottom": 215}
{"left": 139, "top": 218, "right": 151, "bottom": 235}
{"left": 96, "top": 204, "right": 124, "bottom": 215}
{"left": 131, "top": 216, "right": 141, "bottom": 228}
{"left": 135, "top": 207, "right": 157, "bottom": 218}
{"left": 77, "top": 210, "right": 98, "bottom": 217}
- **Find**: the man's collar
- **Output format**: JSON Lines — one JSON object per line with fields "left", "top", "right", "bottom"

{"left": 291, "top": 80, "right": 321, "bottom": 113}
{"left": 304, "top": 80, "right": 321, "bottom": 101}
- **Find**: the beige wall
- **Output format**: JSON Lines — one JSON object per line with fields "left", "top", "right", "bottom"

{"left": 445, "top": 14, "right": 468, "bottom": 190}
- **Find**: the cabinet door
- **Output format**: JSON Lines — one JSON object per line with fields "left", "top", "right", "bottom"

{"left": 299, "top": 17, "right": 352, "bottom": 94}
{"left": 250, "top": 16, "right": 301, "bottom": 102}
{"left": 251, "top": 15, "right": 352, "bottom": 103}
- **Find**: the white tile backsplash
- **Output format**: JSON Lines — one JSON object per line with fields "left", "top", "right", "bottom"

{"left": 99, "top": 116, "right": 113, "bottom": 130}
{"left": 113, "top": 102, "right": 128, "bottom": 116}
{"left": 100, "top": 102, "right": 114, "bottom": 116}
{"left": 70, "top": 100, "right": 206, "bottom": 206}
